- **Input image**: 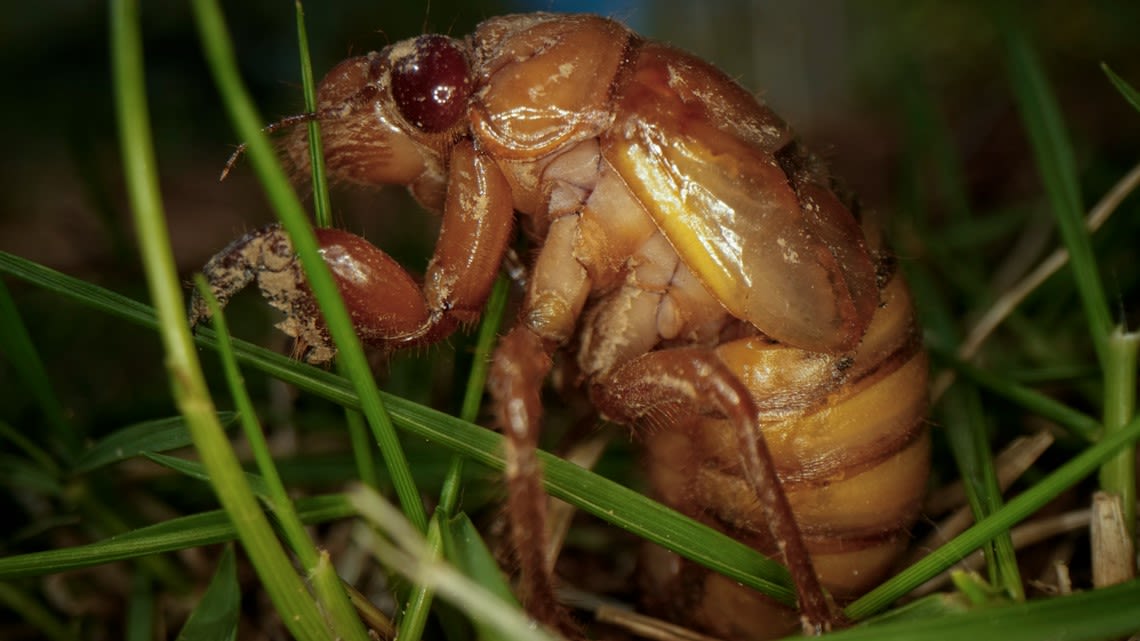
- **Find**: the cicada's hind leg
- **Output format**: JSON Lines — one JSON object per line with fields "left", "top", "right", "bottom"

{"left": 590, "top": 347, "right": 842, "bottom": 636}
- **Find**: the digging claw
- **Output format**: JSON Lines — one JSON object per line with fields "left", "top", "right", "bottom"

{"left": 190, "top": 224, "right": 335, "bottom": 363}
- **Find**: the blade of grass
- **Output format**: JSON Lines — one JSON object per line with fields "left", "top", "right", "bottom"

{"left": 1005, "top": 25, "right": 1138, "bottom": 558}
{"left": 893, "top": 101, "right": 1024, "bottom": 601}
{"left": 0, "top": 419, "right": 60, "bottom": 479}
{"left": 400, "top": 276, "right": 511, "bottom": 641}
{"left": 0, "top": 583, "right": 73, "bottom": 641}
{"left": 350, "top": 485, "right": 565, "bottom": 641}
{"left": 174, "top": 545, "right": 239, "bottom": 641}
{"left": 941, "top": 382, "right": 1024, "bottom": 600}
{"left": 0, "top": 252, "right": 797, "bottom": 603}
{"left": 1101, "top": 329, "right": 1139, "bottom": 541}
{"left": 126, "top": 573, "right": 155, "bottom": 641}
{"left": 145, "top": 451, "right": 271, "bottom": 498}
{"left": 942, "top": 351, "right": 1101, "bottom": 442}
{"left": 291, "top": 1, "right": 380, "bottom": 496}
{"left": 931, "top": 160, "right": 1140, "bottom": 403}
{"left": 343, "top": 407, "right": 379, "bottom": 488}
{"left": 72, "top": 413, "right": 238, "bottom": 474}
{"left": 0, "top": 453, "right": 63, "bottom": 496}
{"left": 300, "top": 3, "right": 384, "bottom": 503}
{"left": 1003, "top": 26, "right": 1113, "bottom": 364}
{"left": 194, "top": 278, "right": 368, "bottom": 641}
{"left": 0, "top": 279, "right": 75, "bottom": 460}
{"left": 795, "top": 578, "right": 1140, "bottom": 641}
{"left": 444, "top": 513, "right": 518, "bottom": 605}
{"left": 191, "top": 316, "right": 276, "bottom": 499}
{"left": 1102, "top": 63, "right": 1140, "bottom": 113}
{"left": 998, "top": 18, "right": 1139, "bottom": 589}
{"left": 295, "top": 0, "right": 331, "bottom": 227}
{"left": 29, "top": 460, "right": 189, "bottom": 591}
{"left": 446, "top": 275, "right": 510, "bottom": 515}
{"left": 0, "top": 494, "right": 355, "bottom": 579}
{"left": 111, "top": 3, "right": 333, "bottom": 638}
{"left": 189, "top": 0, "right": 426, "bottom": 534}
{"left": 846, "top": 412, "right": 1140, "bottom": 619}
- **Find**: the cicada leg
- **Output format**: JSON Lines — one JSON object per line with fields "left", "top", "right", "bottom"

{"left": 191, "top": 140, "right": 515, "bottom": 363}
{"left": 591, "top": 347, "right": 843, "bottom": 635}
{"left": 488, "top": 324, "right": 585, "bottom": 639}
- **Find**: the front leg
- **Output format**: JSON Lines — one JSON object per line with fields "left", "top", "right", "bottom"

{"left": 191, "top": 140, "right": 514, "bottom": 362}
{"left": 190, "top": 224, "right": 435, "bottom": 362}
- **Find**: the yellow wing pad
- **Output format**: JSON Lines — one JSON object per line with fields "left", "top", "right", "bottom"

{"left": 606, "top": 46, "right": 876, "bottom": 353}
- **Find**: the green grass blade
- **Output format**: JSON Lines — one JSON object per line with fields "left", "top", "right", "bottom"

{"left": 112, "top": 1, "right": 335, "bottom": 636}
{"left": 189, "top": 0, "right": 426, "bottom": 534}
{"left": 0, "top": 278, "right": 75, "bottom": 459}
{"left": 437, "top": 512, "right": 523, "bottom": 641}
{"left": 175, "top": 545, "right": 239, "bottom": 641}
{"left": 0, "top": 582, "right": 73, "bottom": 641}
{"left": 0, "top": 453, "right": 63, "bottom": 496}
{"left": 191, "top": 280, "right": 296, "bottom": 526}
{"left": 796, "top": 578, "right": 1140, "bottom": 641}
{"left": 0, "top": 419, "right": 58, "bottom": 477}
{"left": 194, "top": 275, "right": 368, "bottom": 641}
{"left": 1100, "top": 328, "right": 1139, "bottom": 541}
{"left": 846, "top": 412, "right": 1140, "bottom": 619}
{"left": 0, "top": 251, "right": 797, "bottom": 604}
{"left": 72, "top": 413, "right": 238, "bottom": 474}
{"left": 1004, "top": 26, "right": 1113, "bottom": 364}
{"left": 291, "top": 1, "right": 377, "bottom": 494}
{"left": 0, "top": 494, "right": 354, "bottom": 579}
{"left": 1102, "top": 63, "right": 1140, "bottom": 113}
{"left": 126, "top": 573, "right": 155, "bottom": 641}
{"left": 144, "top": 451, "right": 273, "bottom": 498}
{"left": 945, "top": 354, "right": 1101, "bottom": 441}
{"left": 443, "top": 513, "right": 518, "bottom": 605}
{"left": 941, "top": 383, "right": 1023, "bottom": 599}
{"left": 349, "top": 485, "right": 564, "bottom": 641}
{"left": 294, "top": 0, "right": 331, "bottom": 227}
{"left": 400, "top": 276, "right": 511, "bottom": 641}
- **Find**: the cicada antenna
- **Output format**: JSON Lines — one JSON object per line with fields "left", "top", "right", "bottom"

{"left": 219, "top": 111, "right": 322, "bottom": 181}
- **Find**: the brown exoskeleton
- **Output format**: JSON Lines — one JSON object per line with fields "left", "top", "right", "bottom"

{"left": 193, "top": 13, "right": 929, "bottom": 640}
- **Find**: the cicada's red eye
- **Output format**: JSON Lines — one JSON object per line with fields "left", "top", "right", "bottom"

{"left": 391, "top": 35, "right": 472, "bottom": 133}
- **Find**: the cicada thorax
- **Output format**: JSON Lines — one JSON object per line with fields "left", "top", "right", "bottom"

{"left": 637, "top": 268, "right": 929, "bottom": 640}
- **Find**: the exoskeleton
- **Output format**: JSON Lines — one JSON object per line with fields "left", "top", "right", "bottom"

{"left": 193, "top": 13, "right": 929, "bottom": 640}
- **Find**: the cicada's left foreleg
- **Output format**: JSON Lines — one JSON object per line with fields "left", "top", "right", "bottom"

{"left": 190, "top": 224, "right": 437, "bottom": 363}
{"left": 192, "top": 140, "right": 515, "bottom": 362}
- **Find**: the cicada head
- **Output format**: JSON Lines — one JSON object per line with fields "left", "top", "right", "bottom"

{"left": 284, "top": 34, "right": 476, "bottom": 208}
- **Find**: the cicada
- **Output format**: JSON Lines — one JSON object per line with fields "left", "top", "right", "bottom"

{"left": 194, "top": 13, "right": 929, "bottom": 639}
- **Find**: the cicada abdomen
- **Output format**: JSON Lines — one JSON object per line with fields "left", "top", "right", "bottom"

{"left": 638, "top": 266, "right": 929, "bottom": 639}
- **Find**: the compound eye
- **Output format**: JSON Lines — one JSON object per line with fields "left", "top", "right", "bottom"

{"left": 391, "top": 35, "right": 472, "bottom": 133}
